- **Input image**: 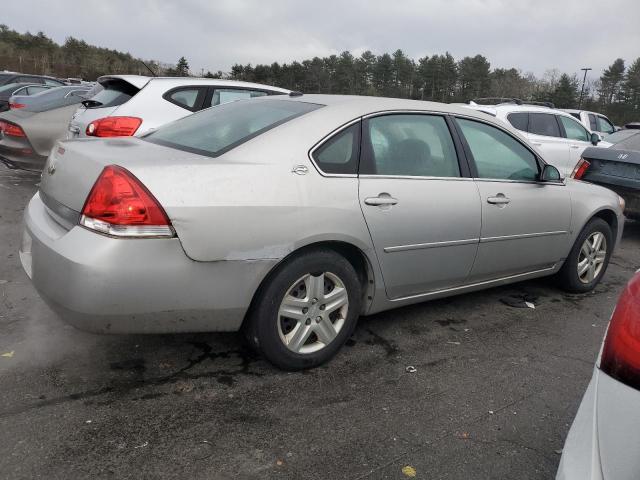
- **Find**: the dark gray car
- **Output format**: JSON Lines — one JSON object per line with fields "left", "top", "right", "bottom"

{"left": 0, "top": 86, "right": 91, "bottom": 170}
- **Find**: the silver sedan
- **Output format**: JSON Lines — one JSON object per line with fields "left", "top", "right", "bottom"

{"left": 20, "top": 95, "right": 625, "bottom": 370}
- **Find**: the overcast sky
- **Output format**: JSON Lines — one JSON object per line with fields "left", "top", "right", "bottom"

{"left": 4, "top": 0, "right": 639, "bottom": 78}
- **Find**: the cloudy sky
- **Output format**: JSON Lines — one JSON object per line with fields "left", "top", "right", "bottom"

{"left": 4, "top": 0, "right": 639, "bottom": 78}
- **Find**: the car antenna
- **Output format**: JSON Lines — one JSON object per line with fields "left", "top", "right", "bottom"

{"left": 139, "top": 61, "right": 157, "bottom": 77}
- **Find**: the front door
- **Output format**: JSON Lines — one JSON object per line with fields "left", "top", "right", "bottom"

{"left": 454, "top": 117, "right": 572, "bottom": 281}
{"left": 358, "top": 113, "right": 481, "bottom": 299}
{"left": 557, "top": 114, "right": 594, "bottom": 172}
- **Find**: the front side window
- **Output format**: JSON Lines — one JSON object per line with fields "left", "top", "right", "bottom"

{"left": 457, "top": 118, "right": 539, "bottom": 181}
{"left": 360, "top": 114, "right": 460, "bottom": 177}
{"left": 558, "top": 115, "right": 590, "bottom": 141}
{"left": 312, "top": 123, "right": 360, "bottom": 174}
{"left": 528, "top": 113, "right": 561, "bottom": 138}
{"left": 507, "top": 112, "right": 528, "bottom": 132}
{"left": 597, "top": 116, "right": 615, "bottom": 134}
{"left": 208, "top": 89, "right": 269, "bottom": 107}
{"left": 145, "top": 99, "right": 322, "bottom": 158}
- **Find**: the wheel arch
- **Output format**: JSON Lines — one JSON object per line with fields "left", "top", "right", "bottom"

{"left": 590, "top": 208, "right": 619, "bottom": 248}
{"left": 242, "top": 240, "right": 377, "bottom": 329}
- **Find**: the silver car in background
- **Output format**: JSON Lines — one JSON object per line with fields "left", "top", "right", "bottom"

{"left": 20, "top": 95, "right": 624, "bottom": 370}
{"left": 67, "top": 75, "right": 290, "bottom": 138}
{"left": 557, "top": 270, "right": 640, "bottom": 480}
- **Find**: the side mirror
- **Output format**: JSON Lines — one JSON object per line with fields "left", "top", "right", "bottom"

{"left": 590, "top": 132, "right": 600, "bottom": 146}
{"left": 541, "top": 164, "right": 562, "bottom": 182}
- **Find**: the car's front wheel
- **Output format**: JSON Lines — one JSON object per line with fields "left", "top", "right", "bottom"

{"left": 244, "top": 249, "right": 362, "bottom": 370}
{"left": 557, "top": 217, "right": 613, "bottom": 293}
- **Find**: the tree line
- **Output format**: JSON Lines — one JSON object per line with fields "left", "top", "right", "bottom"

{"left": 0, "top": 24, "right": 638, "bottom": 124}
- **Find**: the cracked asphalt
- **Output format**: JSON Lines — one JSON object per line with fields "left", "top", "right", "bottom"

{"left": 1, "top": 163, "right": 639, "bottom": 479}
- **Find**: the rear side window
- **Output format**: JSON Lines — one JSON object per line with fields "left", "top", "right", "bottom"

{"left": 312, "top": 123, "right": 360, "bottom": 175}
{"left": 457, "top": 118, "right": 539, "bottom": 181}
{"left": 145, "top": 99, "right": 322, "bottom": 158}
{"left": 588, "top": 114, "right": 597, "bottom": 130}
{"left": 207, "top": 88, "right": 269, "bottom": 108}
{"left": 528, "top": 113, "right": 561, "bottom": 138}
{"left": 361, "top": 114, "right": 460, "bottom": 177}
{"left": 164, "top": 87, "right": 205, "bottom": 111}
{"left": 86, "top": 79, "right": 139, "bottom": 109}
{"left": 25, "top": 86, "right": 49, "bottom": 95}
{"left": 558, "top": 115, "right": 590, "bottom": 141}
{"left": 507, "top": 112, "right": 528, "bottom": 132}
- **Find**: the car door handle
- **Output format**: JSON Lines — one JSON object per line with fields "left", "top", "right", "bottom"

{"left": 487, "top": 195, "right": 511, "bottom": 205}
{"left": 364, "top": 195, "right": 398, "bottom": 206}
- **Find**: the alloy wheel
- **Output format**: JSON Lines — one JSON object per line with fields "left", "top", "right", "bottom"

{"left": 577, "top": 231, "right": 607, "bottom": 284}
{"left": 277, "top": 272, "right": 349, "bottom": 354}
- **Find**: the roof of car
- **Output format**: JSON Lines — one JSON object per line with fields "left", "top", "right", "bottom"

{"left": 261, "top": 94, "right": 514, "bottom": 122}
{"left": 97, "top": 74, "right": 290, "bottom": 93}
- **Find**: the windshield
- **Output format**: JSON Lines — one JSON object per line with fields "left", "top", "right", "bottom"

{"left": 145, "top": 99, "right": 323, "bottom": 157}
{"left": 607, "top": 129, "right": 639, "bottom": 145}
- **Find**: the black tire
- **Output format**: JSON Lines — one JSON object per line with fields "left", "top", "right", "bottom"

{"left": 556, "top": 217, "right": 613, "bottom": 293}
{"left": 243, "top": 249, "right": 362, "bottom": 370}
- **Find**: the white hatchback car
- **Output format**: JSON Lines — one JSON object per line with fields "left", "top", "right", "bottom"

{"left": 67, "top": 75, "right": 290, "bottom": 138}
{"left": 465, "top": 101, "right": 610, "bottom": 177}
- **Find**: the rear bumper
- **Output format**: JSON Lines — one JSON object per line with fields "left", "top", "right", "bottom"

{"left": 0, "top": 144, "right": 47, "bottom": 170}
{"left": 557, "top": 368, "right": 640, "bottom": 479}
{"left": 20, "top": 192, "right": 277, "bottom": 333}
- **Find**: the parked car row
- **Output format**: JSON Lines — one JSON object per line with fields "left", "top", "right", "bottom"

{"left": 0, "top": 75, "right": 289, "bottom": 169}
{"left": 3, "top": 72, "right": 638, "bottom": 479}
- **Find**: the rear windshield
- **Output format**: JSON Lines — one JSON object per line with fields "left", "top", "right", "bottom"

{"left": 611, "top": 131, "right": 640, "bottom": 151}
{"left": 145, "top": 99, "right": 323, "bottom": 157}
{"left": 85, "top": 79, "right": 139, "bottom": 109}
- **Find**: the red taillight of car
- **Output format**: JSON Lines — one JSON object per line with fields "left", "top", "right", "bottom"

{"left": 79, "top": 165, "right": 174, "bottom": 238}
{"left": 0, "top": 119, "right": 26, "bottom": 137}
{"left": 9, "top": 102, "right": 26, "bottom": 109}
{"left": 571, "top": 158, "right": 591, "bottom": 179}
{"left": 601, "top": 272, "right": 640, "bottom": 390}
{"left": 85, "top": 117, "right": 142, "bottom": 137}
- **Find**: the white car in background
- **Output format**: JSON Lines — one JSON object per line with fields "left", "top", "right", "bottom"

{"left": 557, "top": 270, "right": 640, "bottom": 480}
{"left": 464, "top": 99, "right": 610, "bottom": 177}
{"left": 563, "top": 109, "right": 618, "bottom": 137}
{"left": 67, "top": 75, "right": 290, "bottom": 138}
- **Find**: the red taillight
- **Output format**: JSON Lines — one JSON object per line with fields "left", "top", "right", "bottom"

{"left": 0, "top": 120, "right": 26, "bottom": 137}
{"left": 571, "top": 158, "right": 591, "bottom": 179}
{"left": 601, "top": 272, "right": 640, "bottom": 390}
{"left": 85, "top": 117, "right": 142, "bottom": 137}
{"left": 9, "top": 102, "right": 26, "bottom": 109}
{"left": 80, "top": 165, "right": 173, "bottom": 237}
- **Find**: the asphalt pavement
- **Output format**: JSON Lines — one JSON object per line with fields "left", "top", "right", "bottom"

{"left": 1, "top": 163, "right": 639, "bottom": 479}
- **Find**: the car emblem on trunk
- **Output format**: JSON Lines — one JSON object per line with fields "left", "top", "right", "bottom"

{"left": 47, "top": 163, "right": 56, "bottom": 175}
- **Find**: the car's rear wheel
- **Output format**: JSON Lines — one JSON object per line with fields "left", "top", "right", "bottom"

{"left": 557, "top": 217, "right": 612, "bottom": 293}
{"left": 244, "top": 249, "right": 362, "bottom": 370}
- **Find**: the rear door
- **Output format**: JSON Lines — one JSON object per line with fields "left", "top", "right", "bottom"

{"left": 526, "top": 112, "right": 573, "bottom": 176}
{"left": 454, "top": 117, "right": 571, "bottom": 281}
{"left": 358, "top": 112, "right": 481, "bottom": 299}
